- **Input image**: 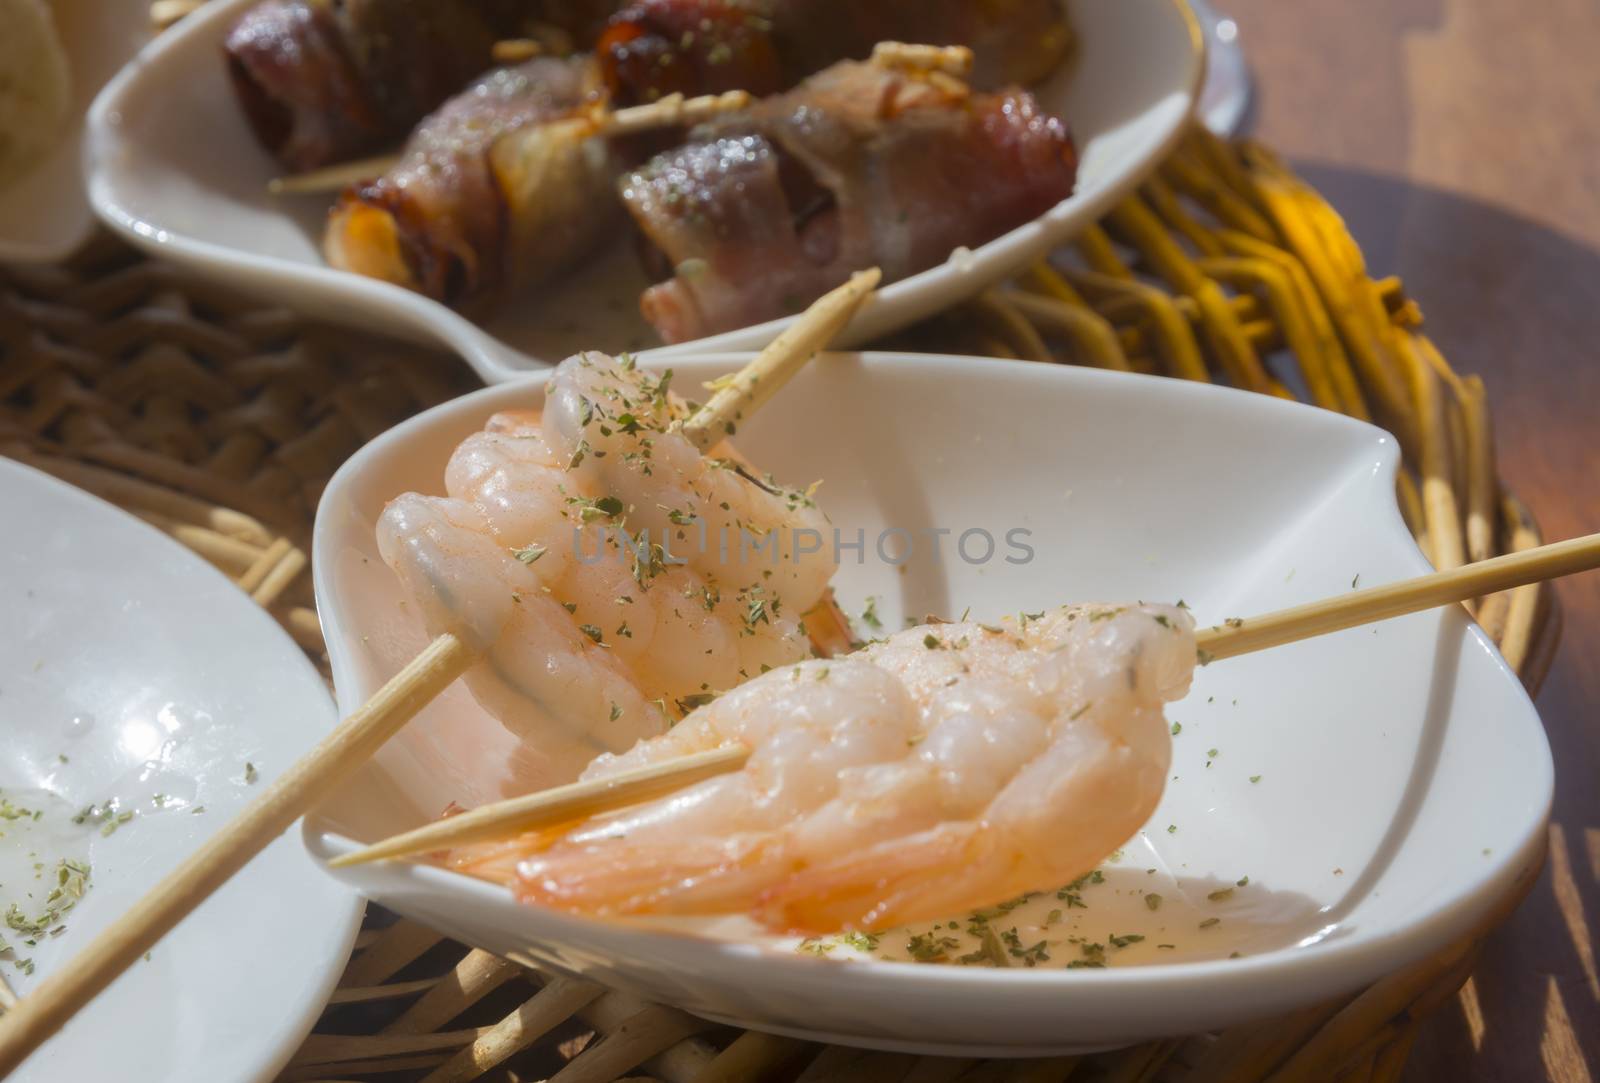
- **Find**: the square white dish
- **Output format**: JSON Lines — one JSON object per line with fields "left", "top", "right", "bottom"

{"left": 304, "top": 354, "right": 1551, "bottom": 1055}
{"left": 84, "top": 0, "right": 1203, "bottom": 385}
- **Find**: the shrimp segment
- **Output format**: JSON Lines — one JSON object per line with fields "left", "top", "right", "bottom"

{"left": 378, "top": 350, "right": 835, "bottom": 787}
{"left": 457, "top": 602, "right": 1197, "bottom": 933}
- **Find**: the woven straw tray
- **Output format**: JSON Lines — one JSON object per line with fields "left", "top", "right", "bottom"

{"left": 0, "top": 123, "right": 1560, "bottom": 1083}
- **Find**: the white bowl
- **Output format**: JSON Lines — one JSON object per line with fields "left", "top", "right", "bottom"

{"left": 84, "top": 0, "right": 1202, "bottom": 384}
{"left": 305, "top": 354, "right": 1551, "bottom": 1056}
{"left": 0, "top": 459, "right": 362, "bottom": 1082}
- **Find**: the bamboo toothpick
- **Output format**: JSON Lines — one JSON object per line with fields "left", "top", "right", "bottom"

{"left": 149, "top": 0, "right": 202, "bottom": 29}
{"left": 0, "top": 273, "right": 880, "bottom": 1076}
{"left": 330, "top": 745, "right": 750, "bottom": 868}
{"left": 870, "top": 42, "right": 975, "bottom": 77}
{"left": 1196, "top": 531, "right": 1600, "bottom": 661}
{"left": 598, "top": 90, "right": 752, "bottom": 138}
{"left": 684, "top": 268, "right": 881, "bottom": 450}
{"left": 268, "top": 153, "right": 403, "bottom": 195}
{"left": 268, "top": 89, "right": 752, "bottom": 196}
{"left": 491, "top": 38, "right": 543, "bottom": 63}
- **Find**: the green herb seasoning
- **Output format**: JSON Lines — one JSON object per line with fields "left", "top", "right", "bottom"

{"left": 959, "top": 926, "right": 1010, "bottom": 967}
{"left": 906, "top": 931, "right": 961, "bottom": 963}
{"left": 860, "top": 596, "right": 883, "bottom": 631}
{"left": 841, "top": 931, "right": 879, "bottom": 953}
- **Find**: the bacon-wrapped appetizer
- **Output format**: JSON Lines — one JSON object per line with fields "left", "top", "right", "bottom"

{"left": 324, "top": 57, "right": 620, "bottom": 308}
{"left": 597, "top": 0, "right": 1071, "bottom": 104}
{"left": 618, "top": 58, "right": 1079, "bottom": 343}
{"left": 225, "top": 0, "right": 619, "bottom": 171}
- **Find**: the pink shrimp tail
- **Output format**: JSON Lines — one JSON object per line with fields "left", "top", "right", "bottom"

{"left": 512, "top": 835, "right": 776, "bottom": 917}
{"left": 755, "top": 823, "right": 999, "bottom": 935}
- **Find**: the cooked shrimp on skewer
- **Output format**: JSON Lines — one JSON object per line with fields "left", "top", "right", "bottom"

{"left": 378, "top": 350, "right": 836, "bottom": 787}
{"left": 454, "top": 602, "right": 1196, "bottom": 934}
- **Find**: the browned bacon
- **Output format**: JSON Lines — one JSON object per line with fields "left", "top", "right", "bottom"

{"left": 596, "top": 0, "right": 783, "bottom": 103}
{"left": 324, "top": 57, "right": 620, "bottom": 308}
{"left": 619, "top": 60, "right": 1078, "bottom": 343}
{"left": 225, "top": 0, "right": 619, "bottom": 171}
{"left": 597, "top": 0, "right": 1072, "bottom": 105}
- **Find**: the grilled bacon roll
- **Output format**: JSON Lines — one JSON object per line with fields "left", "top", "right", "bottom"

{"left": 618, "top": 59, "right": 1078, "bottom": 343}
{"left": 597, "top": 0, "right": 1072, "bottom": 104}
{"left": 596, "top": 0, "right": 783, "bottom": 103}
{"left": 225, "top": 0, "right": 619, "bottom": 171}
{"left": 324, "top": 57, "right": 621, "bottom": 307}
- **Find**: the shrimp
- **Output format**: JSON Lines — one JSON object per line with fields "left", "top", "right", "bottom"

{"left": 378, "top": 350, "right": 836, "bottom": 786}
{"left": 455, "top": 602, "right": 1197, "bottom": 934}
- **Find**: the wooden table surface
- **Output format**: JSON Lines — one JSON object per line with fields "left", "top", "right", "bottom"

{"left": 1228, "top": 3, "right": 1600, "bottom": 1080}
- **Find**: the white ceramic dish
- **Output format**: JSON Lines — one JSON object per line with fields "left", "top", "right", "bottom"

{"left": 0, "top": 459, "right": 362, "bottom": 1082}
{"left": 305, "top": 354, "right": 1551, "bottom": 1056}
{"left": 0, "top": 0, "right": 152, "bottom": 262}
{"left": 1190, "top": 0, "right": 1252, "bottom": 135}
{"left": 84, "top": 0, "right": 1203, "bottom": 385}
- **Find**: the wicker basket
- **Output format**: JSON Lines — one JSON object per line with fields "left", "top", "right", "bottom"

{"left": 0, "top": 124, "right": 1556, "bottom": 1083}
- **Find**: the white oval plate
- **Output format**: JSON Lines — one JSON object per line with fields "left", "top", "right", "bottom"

{"left": 305, "top": 355, "right": 1551, "bottom": 1056}
{"left": 84, "top": 0, "right": 1202, "bottom": 384}
{"left": 0, "top": 459, "right": 362, "bottom": 1082}
{"left": 0, "top": 0, "right": 152, "bottom": 262}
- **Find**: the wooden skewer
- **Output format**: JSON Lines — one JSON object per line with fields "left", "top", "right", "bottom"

{"left": 685, "top": 268, "right": 881, "bottom": 450}
{"left": 870, "top": 42, "right": 975, "bottom": 76}
{"left": 149, "top": 0, "right": 202, "bottom": 30}
{"left": 1195, "top": 531, "right": 1600, "bottom": 661}
{"left": 491, "top": 37, "right": 543, "bottom": 63}
{"left": 268, "top": 153, "right": 403, "bottom": 196}
{"left": 329, "top": 745, "right": 750, "bottom": 867}
{"left": 599, "top": 90, "right": 752, "bottom": 139}
{"left": 333, "top": 530, "right": 1600, "bottom": 867}
{"left": 268, "top": 89, "right": 752, "bottom": 196}
{"left": 0, "top": 274, "right": 881, "bottom": 1077}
